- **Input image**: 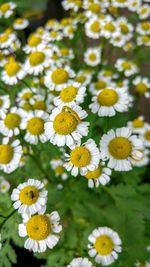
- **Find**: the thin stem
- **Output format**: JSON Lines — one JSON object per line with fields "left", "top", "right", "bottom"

{"left": 0, "top": 209, "right": 17, "bottom": 230}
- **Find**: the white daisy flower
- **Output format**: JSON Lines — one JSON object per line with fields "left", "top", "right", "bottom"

{"left": 11, "top": 179, "right": 48, "bottom": 215}
{"left": 0, "top": 179, "right": 10, "bottom": 193}
{"left": 84, "top": 47, "right": 101, "bottom": 66}
{"left": 89, "top": 87, "right": 131, "bottom": 117}
{"left": 43, "top": 30, "right": 63, "bottom": 42}
{"left": 137, "top": 35, "right": 150, "bottom": 46}
{"left": 100, "top": 127, "right": 144, "bottom": 171}
{"left": 111, "top": 0, "right": 128, "bottom": 8}
{"left": 140, "top": 123, "right": 150, "bottom": 147}
{"left": 23, "top": 34, "right": 46, "bottom": 54}
{"left": 62, "top": 0, "right": 82, "bottom": 11}
{"left": 85, "top": 17, "right": 102, "bottom": 39}
{"left": 63, "top": 24, "right": 77, "bottom": 39}
{"left": 83, "top": 0, "right": 106, "bottom": 18}
{"left": 16, "top": 88, "right": 36, "bottom": 108}
{"left": 13, "top": 18, "right": 29, "bottom": 30}
{"left": 0, "top": 137, "right": 22, "bottom": 173}
{"left": 0, "top": 32, "right": 16, "bottom": 49}
{"left": 88, "top": 227, "right": 122, "bottom": 266}
{"left": 44, "top": 66, "right": 75, "bottom": 91}
{"left": 101, "top": 16, "right": 117, "bottom": 39}
{"left": 127, "top": 116, "right": 146, "bottom": 134}
{"left": 138, "top": 5, "right": 150, "bottom": 20}
{"left": 136, "top": 21, "right": 150, "bottom": 35}
{"left": 21, "top": 110, "right": 49, "bottom": 145}
{"left": 2, "top": 58, "right": 26, "bottom": 85}
{"left": 45, "top": 105, "right": 89, "bottom": 147}
{"left": 50, "top": 158, "right": 68, "bottom": 180}
{"left": 24, "top": 50, "right": 51, "bottom": 76}
{"left": 67, "top": 257, "right": 95, "bottom": 267}
{"left": 115, "top": 58, "right": 139, "bottom": 77}
{"left": 128, "top": 0, "right": 142, "bottom": 11}
{"left": 0, "top": 107, "right": 26, "bottom": 137}
{"left": 0, "top": 2, "right": 16, "bottom": 18}
{"left": 110, "top": 33, "right": 127, "bottom": 48}
{"left": 18, "top": 211, "right": 62, "bottom": 253}
{"left": 84, "top": 163, "right": 112, "bottom": 188}
{"left": 0, "top": 95, "right": 10, "bottom": 118}
{"left": 75, "top": 70, "right": 92, "bottom": 86}
{"left": 133, "top": 76, "right": 150, "bottom": 97}
{"left": 29, "top": 94, "right": 54, "bottom": 113}
{"left": 135, "top": 261, "right": 150, "bottom": 267}
{"left": 89, "top": 79, "right": 110, "bottom": 95}
{"left": 64, "top": 139, "right": 101, "bottom": 177}
{"left": 53, "top": 81, "right": 86, "bottom": 107}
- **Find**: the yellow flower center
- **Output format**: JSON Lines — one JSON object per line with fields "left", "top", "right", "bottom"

{"left": 0, "top": 3, "right": 10, "bottom": 13}
{"left": 141, "top": 7, "right": 148, "bottom": 15}
{"left": 122, "top": 61, "right": 131, "bottom": 70}
{"left": 22, "top": 102, "right": 32, "bottom": 111}
{"left": 94, "top": 235, "right": 114, "bottom": 256}
{"left": 22, "top": 91, "right": 33, "bottom": 100}
{"left": 15, "top": 18, "right": 24, "bottom": 25}
{"left": 104, "top": 70, "right": 113, "bottom": 77}
{"left": 26, "top": 215, "right": 51, "bottom": 240}
{"left": 70, "top": 146, "right": 91, "bottom": 167}
{"left": 84, "top": 166, "right": 102, "bottom": 179}
{"left": 51, "top": 68, "right": 69, "bottom": 84}
{"left": 50, "top": 31, "right": 58, "bottom": 37}
{"left": 0, "top": 99, "right": 3, "bottom": 107}
{"left": 95, "top": 80, "right": 106, "bottom": 90}
{"left": 104, "top": 22, "right": 116, "bottom": 32}
{"left": 108, "top": 137, "right": 132, "bottom": 159}
{"left": 53, "top": 107, "right": 79, "bottom": 135}
{"left": 139, "top": 263, "right": 146, "bottom": 267}
{"left": 19, "top": 185, "right": 39, "bottom": 205}
{"left": 60, "top": 48, "right": 69, "bottom": 56}
{"left": 144, "top": 130, "right": 150, "bottom": 141}
{"left": 27, "top": 117, "right": 44, "bottom": 135}
{"left": 141, "top": 22, "right": 150, "bottom": 30}
{"left": 120, "top": 23, "right": 129, "bottom": 34}
{"left": 117, "top": 0, "right": 126, "bottom": 2}
{"left": 142, "top": 35, "right": 150, "bottom": 43}
{"left": 28, "top": 35, "right": 41, "bottom": 47}
{"left": 0, "top": 33, "right": 9, "bottom": 43}
{"left": 5, "top": 61, "right": 21, "bottom": 76}
{"left": 75, "top": 75, "right": 86, "bottom": 83}
{"left": 132, "top": 118, "right": 144, "bottom": 128}
{"left": 90, "top": 21, "right": 101, "bottom": 33}
{"left": 4, "top": 113, "right": 21, "bottom": 129}
{"left": 29, "top": 51, "right": 45, "bottom": 66}
{"left": 60, "top": 86, "right": 77, "bottom": 102}
{"left": 97, "top": 89, "right": 118, "bottom": 106}
{"left": 136, "top": 82, "right": 148, "bottom": 94}
{"left": 55, "top": 165, "right": 65, "bottom": 175}
{"left": 88, "top": 53, "right": 97, "bottom": 61}
{"left": 0, "top": 144, "right": 13, "bottom": 164}
{"left": 33, "top": 100, "right": 46, "bottom": 111}
{"left": 88, "top": 3, "right": 101, "bottom": 13}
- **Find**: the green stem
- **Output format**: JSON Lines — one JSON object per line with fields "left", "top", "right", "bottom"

{"left": 0, "top": 209, "right": 17, "bottom": 230}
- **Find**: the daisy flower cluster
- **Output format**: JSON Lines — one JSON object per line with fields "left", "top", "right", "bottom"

{"left": 0, "top": 0, "right": 150, "bottom": 266}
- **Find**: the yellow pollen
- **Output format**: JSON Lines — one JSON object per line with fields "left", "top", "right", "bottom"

{"left": 0, "top": 3, "right": 10, "bottom": 13}
{"left": 33, "top": 100, "right": 46, "bottom": 111}
{"left": 95, "top": 80, "right": 106, "bottom": 90}
{"left": 141, "top": 22, "right": 150, "bottom": 30}
{"left": 88, "top": 53, "right": 97, "bottom": 61}
{"left": 29, "top": 51, "right": 45, "bottom": 66}
{"left": 120, "top": 23, "right": 129, "bottom": 34}
{"left": 0, "top": 144, "right": 13, "bottom": 164}
{"left": 89, "top": 3, "right": 101, "bottom": 13}
{"left": 60, "top": 86, "right": 77, "bottom": 102}
{"left": 50, "top": 31, "right": 58, "bottom": 37}
{"left": 142, "top": 35, "right": 150, "bottom": 43}
{"left": 53, "top": 110, "right": 79, "bottom": 135}
{"left": 27, "top": 117, "right": 44, "bottom": 135}
{"left": 144, "top": 130, "right": 150, "bottom": 141}
{"left": 104, "top": 22, "right": 116, "bottom": 32}
{"left": 90, "top": 21, "right": 101, "bottom": 33}
{"left": 28, "top": 35, "right": 41, "bottom": 47}
{"left": 70, "top": 146, "right": 91, "bottom": 167}
{"left": 132, "top": 118, "right": 144, "bottom": 128}
{"left": 122, "top": 61, "right": 131, "bottom": 70}
{"left": 55, "top": 165, "right": 65, "bottom": 175}
{"left": 15, "top": 18, "right": 24, "bottom": 25}
{"left": 0, "top": 33, "right": 9, "bottom": 43}
{"left": 22, "top": 102, "right": 32, "bottom": 111}
{"left": 51, "top": 68, "right": 69, "bottom": 84}
{"left": 108, "top": 137, "right": 132, "bottom": 159}
{"left": 4, "top": 113, "right": 21, "bottom": 129}
{"left": 75, "top": 75, "right": 86, "bottom": 83}
{"left": 19, "top": 185, "right": 39, "bottom": 205}
{"left": 104, "top": 71, "right": 112, "bottom": 77}
{"left": 85, "top": 166, "right": 102, "bottom": 179}
{"left": 5, "top": 61, "right": 20, "bottom": 76}
{"left": 94, "top": 235, "right": 114, "bottom": 256}
{"left": 136, "top": 82, "right": 148, "bottom": 94}
{"left": 26, "top": 215, "right": 51, "bottom": 240}
{"left": 140, "top": 7, "right": 148, "bottom": 15}
{"left": 97, "top": 89, "right": 118, "bottom": 106}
